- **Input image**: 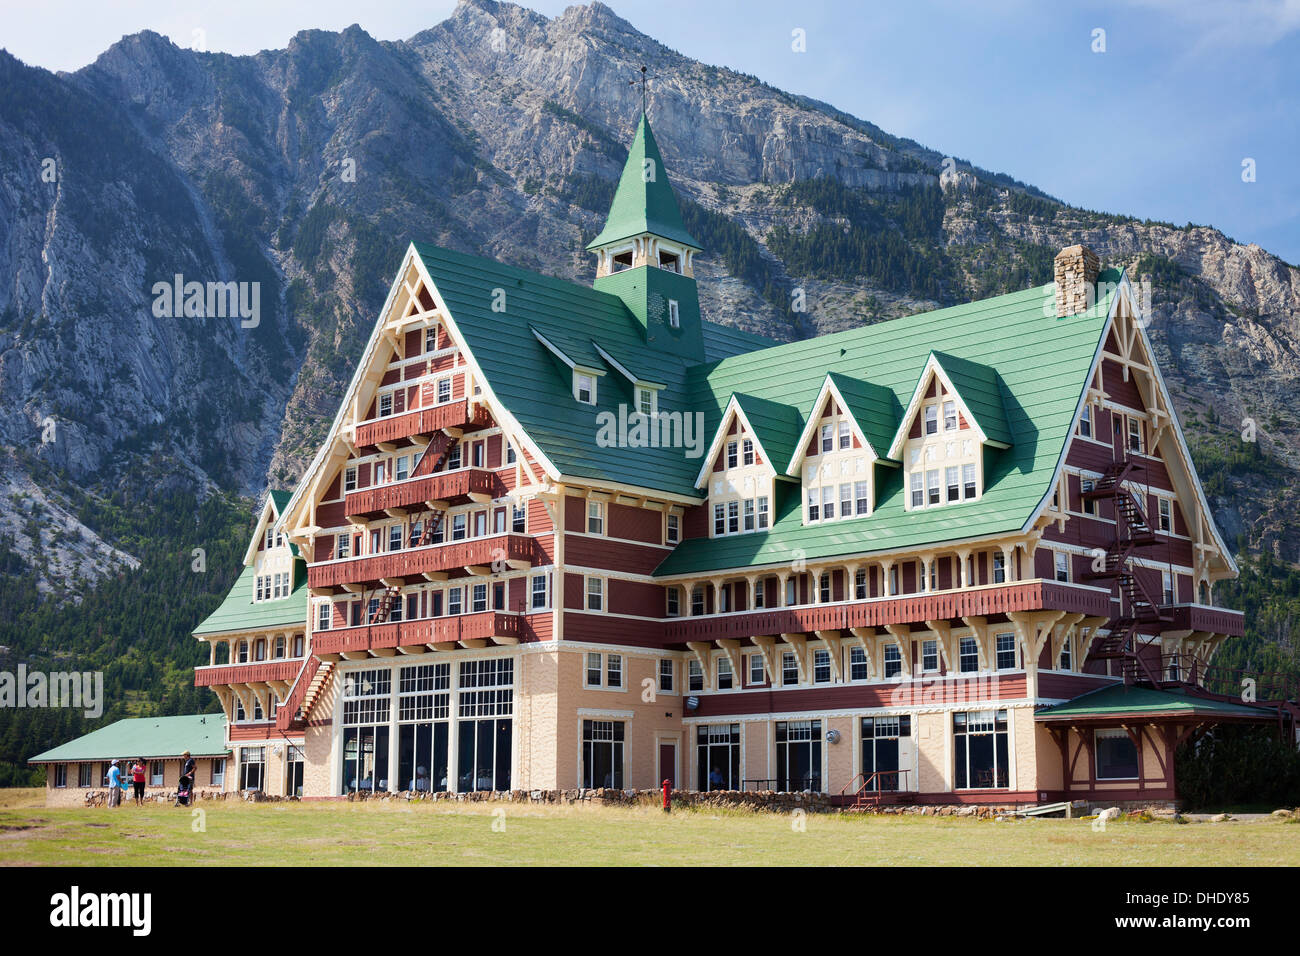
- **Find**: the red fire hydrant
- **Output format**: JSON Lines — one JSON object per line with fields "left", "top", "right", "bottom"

{"left": 662, "top": 779, "right": 671, "bottom": 813}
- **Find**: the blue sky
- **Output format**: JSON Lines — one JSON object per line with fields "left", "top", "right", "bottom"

{"left": 4, "top": 0, "right": 1296, "bottom": 262}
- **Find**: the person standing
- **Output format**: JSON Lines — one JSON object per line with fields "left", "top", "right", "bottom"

{"left": 107, "top": 760, "right": 123, "bottom": 808}
{"left": 180, "top": 751, "right": 196, "bottom": 805}
{"left": 130, "top": 758, "right": 147, "bottom": 806}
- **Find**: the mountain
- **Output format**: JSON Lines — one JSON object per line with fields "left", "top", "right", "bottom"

{"left": 0, "top": 0, "right": 1297, "bottom": 777}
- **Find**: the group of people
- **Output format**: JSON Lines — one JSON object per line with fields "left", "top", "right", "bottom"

{"left": 103, "top": 752, "right": 197, "bottom": 807}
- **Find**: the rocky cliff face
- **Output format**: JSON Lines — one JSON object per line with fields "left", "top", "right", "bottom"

{"left": 1, "top": 0, "right": 1297, "bottom": 597}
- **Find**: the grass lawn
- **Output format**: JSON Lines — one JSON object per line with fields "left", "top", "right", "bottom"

{"left": 1, "top": 790, "right": 1296, "bottom": 866}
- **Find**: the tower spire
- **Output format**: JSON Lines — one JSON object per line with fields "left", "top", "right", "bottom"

{"left": 630, "top": 65, "right": 649, "bottom": 115}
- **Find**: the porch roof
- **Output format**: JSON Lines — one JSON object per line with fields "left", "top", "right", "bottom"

{"left": 1035, "top": 684, "right": 1276, "bottom": 723}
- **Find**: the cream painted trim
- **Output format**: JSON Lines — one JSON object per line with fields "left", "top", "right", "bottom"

{"left": 693, "top": 394, "right": 780, "bottom": 490}
{"left": 885, "top": 352, "right": 997, "bottom": 461}
{"left": 785, "top": 373, "right": 884, "bottom": 475}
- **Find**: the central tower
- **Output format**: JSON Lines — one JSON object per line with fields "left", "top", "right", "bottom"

{"left": 589, "top": 113, "right": 706, "bottom": 362}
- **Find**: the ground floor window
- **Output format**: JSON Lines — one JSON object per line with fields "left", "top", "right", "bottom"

{"left": 697, "top": 723, "right": 740, "bottom": 790}
{"left": 211, "top": 758, "right": 226, "bottom": 787}
{"left": 239, "top": 747, "right": 265, "bottom": 792}
{"left": 582, "top": 720, "right": 625, "bottom": 789}
{"left": 953, "top": 710, "right": 1009, "bottom": 789}
{"left": 1095, "top": 728, "right": 1139, "bottom": 780}
{"left": 285, "top": 754, "right": 304, "bottom": 797}
{"left": 150, "top": 760, "right": 164, "bottom": 786}
{"left": 398, "top": 663, "right": 451, "bottom": 792}
{"left": 342, "top": 668, "right": 393, "bottom": 793}
{"left": 861, "top": 715, "right": 911, "bottom": 791}
{"left": 78, "top": 763, "right": 93, "bottom": 788}
{"left": 54, "top": 764, "right": 67, "bottom": 788}
{"left": 776, "top": 720, "right": 822, "bottom": 792}
{"left": 457, "top": 659, "right": 513, "bottom": 792}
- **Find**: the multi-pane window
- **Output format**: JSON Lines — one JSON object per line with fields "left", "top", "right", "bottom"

{"left": 959, "top": 636, "right": 980, "bottom": 673}
{"left": 850, "top": 645, "right": 869, "bottom": 681}
{"left": 953, "top": 710, "right": 1009, "bottom": 789}
{"left": 757, "top": 496, "right": 769, "bottom": 530}
{"left": 813, "top": 648, "right": 832, "bottom": 684}
{"left": 922, "top": 640, "right": 939, "bottom": 672}
{"left": 638, "top": 388, "right": 654, "bottom": 417}
{"left": 344, "top": 467, "right": 358, "bottom": 493}
{"left": 883, "top": 644, "right": 902, "bottom": 678}
{"left": 854, "top": 568, "right": 867, "bottom": 600}
{"left": 78, "top": 763, "right": 94, "bottom": 788}
{"left": 946, "top": 466, "right": 960, "bottom": 503}
{"left": 1127, "top": 417, "right": 1143, "bottom": 453}
{"left": 606, "top": 655, "right": 622, "bottom": 689}
{"left": 436, "top": 377, "right": 452, "bottom": 404}
{"left": 992, "top": 552, "right": 1006, "bottom": 584}
{"left": 910, "top": 473, "right": 923, "bottom": 508}
{"left": 586, "top": 500, "right": 604, "bottom": 535}
{"left": 807, "top": 489, "right": 820, "bottom": 522}
{"left": 698, "top": 723, "right": 741, "bottom": 791}
{"left": 727, "top": 501, "right": 739, "bottom": 534}
{"left": 716, "top": 656, "right": 733, "bottom": 690}
{"left": 666, "top": 586, "right": 680, "bottom": 617}
{"left": 240, "top": 747, "right": 266, "bottom": 792}
{"left": 658, "top": 659, "right": 675, "bottom": 693}
{"left": 1079, "top": 404, "right": 1092, "bottom": 438}
{"left": 924, "top": 405, "right": 938, "bottom": 435}
{"left": 838, "top": 420, "right": 851, "bottom": 450}
{"left": 943, "top": 401, "right": 958, "bottom": 431}
{"left": 1054, "top": 551, "right": 1070, "bottom": 583}
{"left": 749, "top": 654, "right": 765, "bottom": 685}
{"left": 775, "top": 720, "right": 822, "bottom": 792}
{"left": 962, "top": 464, "right": 977, "bottom": 499}
{"left": 379, "top": 393, "right": 393, "bottom": 417}
{"left": 582, "top": 720, "right": 625, "bottom": 789}
{"left": 54, "top": 764, "right": 67, "bottom": 788}
{"left": 782, "top": 652, "right": 799, "bottom": 686}
{"left": 713, "top": 503, "right": 726, "bottom": 536}
{"left": 727, "top": 441, "right": 738, "bottom": 469}
{"left": 840, "top": 484, "right": 852, "bottom": 519}
{"left": 854, "top": 481, "right": 869, "bottom": 515}
{"left": 666, "top": 513, "right": 680, "bottom": 544}
{"left": 1162, "top": 570, "right": 1174, "bottom": 606}
{"left": 585, "top": 577, "right": 604, "bottom": 612}
{"left": 860, "top": 715, "right": 911, "bottom": 792}
{"left": 1158, "top": 498, "right": 1172, "bottom": 532}
{"left": 1082, "top": 479, "right": 1096, "bottom": 515}
{"left": 820, "top": 423, "right": 834, "bottom": 453}
{"left": 691, "top": 587, "right": 705, "bottom": 616}
{"left": 585, "top": 652, "right": 602, "bottom": 687}
{"left": 927, "top": 470, "right": 941, "bottom": 506}
{"left": 822, "top": 486, "right": 835, "bottom": 520}
{"left": 742, "top": 439, "right": 755, "bottom": 465}
{"left": 688, "top": 659, "right": 703, "bottom": 692}
{"left": 456, "top": 659, "right": 513, "bottom": 792}
{"left": 743, "top": 499, "right": 755, "bottom": 532}
{"left": 1059, "top": 633, "right": 1073, "bottom": 670}
{"left": 995, "top": 633, "right": 1017, "bottom": 670}
{"left": 753, "top": 579, "right": 765, "bottom": 608}
{"left": 575, "top": 373, "right": 594, "bottom": 405}
{"left": 317, "top": 602, "right": 332, "bottom": 631}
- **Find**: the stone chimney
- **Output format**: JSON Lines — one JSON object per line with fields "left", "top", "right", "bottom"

{"left": 1054, "top": 244, "right": 1100, "bottom": 317}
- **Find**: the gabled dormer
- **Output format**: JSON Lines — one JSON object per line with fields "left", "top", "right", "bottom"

{"left": 244, "top": 491, "right": 300, "bottom": 603}
{"left": 695, "top": 394, "right": 801, "bottom": 537}
{"left": 787, "top": 373, "right": 899, "bottom": 524}
{"left": 889, "top": 352, "right": 1012, "bottom": 511}
{"left": 589, "top": 114, "right": 706, "bottom": 362}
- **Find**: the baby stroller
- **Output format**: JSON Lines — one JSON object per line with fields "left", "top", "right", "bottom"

{"left": 174, "top": 777, "right": 193, "bottom": 807}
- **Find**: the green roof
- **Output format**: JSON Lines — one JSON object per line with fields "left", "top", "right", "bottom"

{"left": 192, "top": 562, "right": 308, "bottom": 637}
{"left": 825, "top": 371, "right": 901, "bottom": 461}
{"left": 415, "top": 242, "right": 766, "bottom": 497}
{"left": 733, "top": 392, "right": 806, "bottom": 476}
{"left": 931, "top": 350, "right": 1013, "bottom": 446}
{"left": 1035, "top": 684, "right": 1275, "bottom": 721}
{"left": 655, "top": 272, "right": 1120, "bottom": 575}
{"left": 587, "top": 114, "right": 701, "bottom": 251}
{"left": 29, "top": 715, "right": 228, "bottom": 763}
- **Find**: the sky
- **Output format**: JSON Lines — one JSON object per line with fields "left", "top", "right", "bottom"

{"left": 2, "top": 0, "right": 1296, "bottom": 263}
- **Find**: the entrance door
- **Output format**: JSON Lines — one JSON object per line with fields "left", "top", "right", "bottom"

{"left": 658, "top": 742, "right": 677, "bottom": 788}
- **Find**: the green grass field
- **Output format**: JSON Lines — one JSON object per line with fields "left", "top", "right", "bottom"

{"left": 1, "top": 790, "right": 1295, "bottom": 866}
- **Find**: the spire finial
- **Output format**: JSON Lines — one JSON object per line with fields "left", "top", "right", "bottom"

{"left": 629, "top": 65, "right": 651, "bottom": 116}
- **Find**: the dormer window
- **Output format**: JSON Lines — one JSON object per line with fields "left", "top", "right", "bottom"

{"left": 658, "top": 251, "right": 679, "bottom": 273}
{"left": 924, "top": 405, "right": 938, "bottom": 435}
{"left": 668, "top": 300, "right": 680, "bottom": 328}
{"left": 637, "top": 387, "right": 655, "bottom": 416}
{"left": 943, "top": 401, "right": 958, "bottom": 431}
{"left": 727, "top": 441, "right": 738, "bottom": 469}
{"left": 742, "top": 439, "right": 754, "bottom": 466}
{"left": 575, "top": 372, "right": 595, "bottom": 405}
{"left": 613, "top": 250, "right": 633, "bottom": 272}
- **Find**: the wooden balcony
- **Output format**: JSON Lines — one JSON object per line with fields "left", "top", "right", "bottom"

{"left": 344, "top": 468, "right": 501, "bottom": 518}
{"left": 312, "top": 611, "right": 522, "bottom": 656}
{"left": 193, "top": 658, "right": 304, "bottom": 687}
{"left": 662, "top": 579, "right": 1114, "bottom": 644}
{"left": 1164, "top": 603, "right": 1245, "bottom": 637}
{"left": 355, "top": 400, "right": 470, "bottom": 448}
{"left": 307, "top": 533, "right": 538, "bottom": 589}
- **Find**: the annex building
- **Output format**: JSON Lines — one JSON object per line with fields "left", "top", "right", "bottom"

{"left": 150, "top": 114, "right": 1296, "bottom": 806}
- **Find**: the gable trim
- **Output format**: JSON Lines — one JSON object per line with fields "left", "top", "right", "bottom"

{"left": 785, "top": 374, "right": 882, "bottom": 477}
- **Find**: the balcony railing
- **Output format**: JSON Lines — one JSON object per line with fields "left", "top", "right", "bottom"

{"left": 312, "top": 611, "right": 522, "bottom": 656}
{"left": 662, "top": 579, "right": 1114, "bottom": 644}
{"left": 1164, "top": 603, "right": 1245, "bottom": 637}
{"left": 344, "top": 468, "right": 501, "bottom": 518}
{"left": 193, "top": 658, "right": 304, "bottom": 687}
{"left": 355, "top": 399, "right": 469, "bottom": 448}
{"left": 307, "top": 533, "right": 538, "bottom": 589}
